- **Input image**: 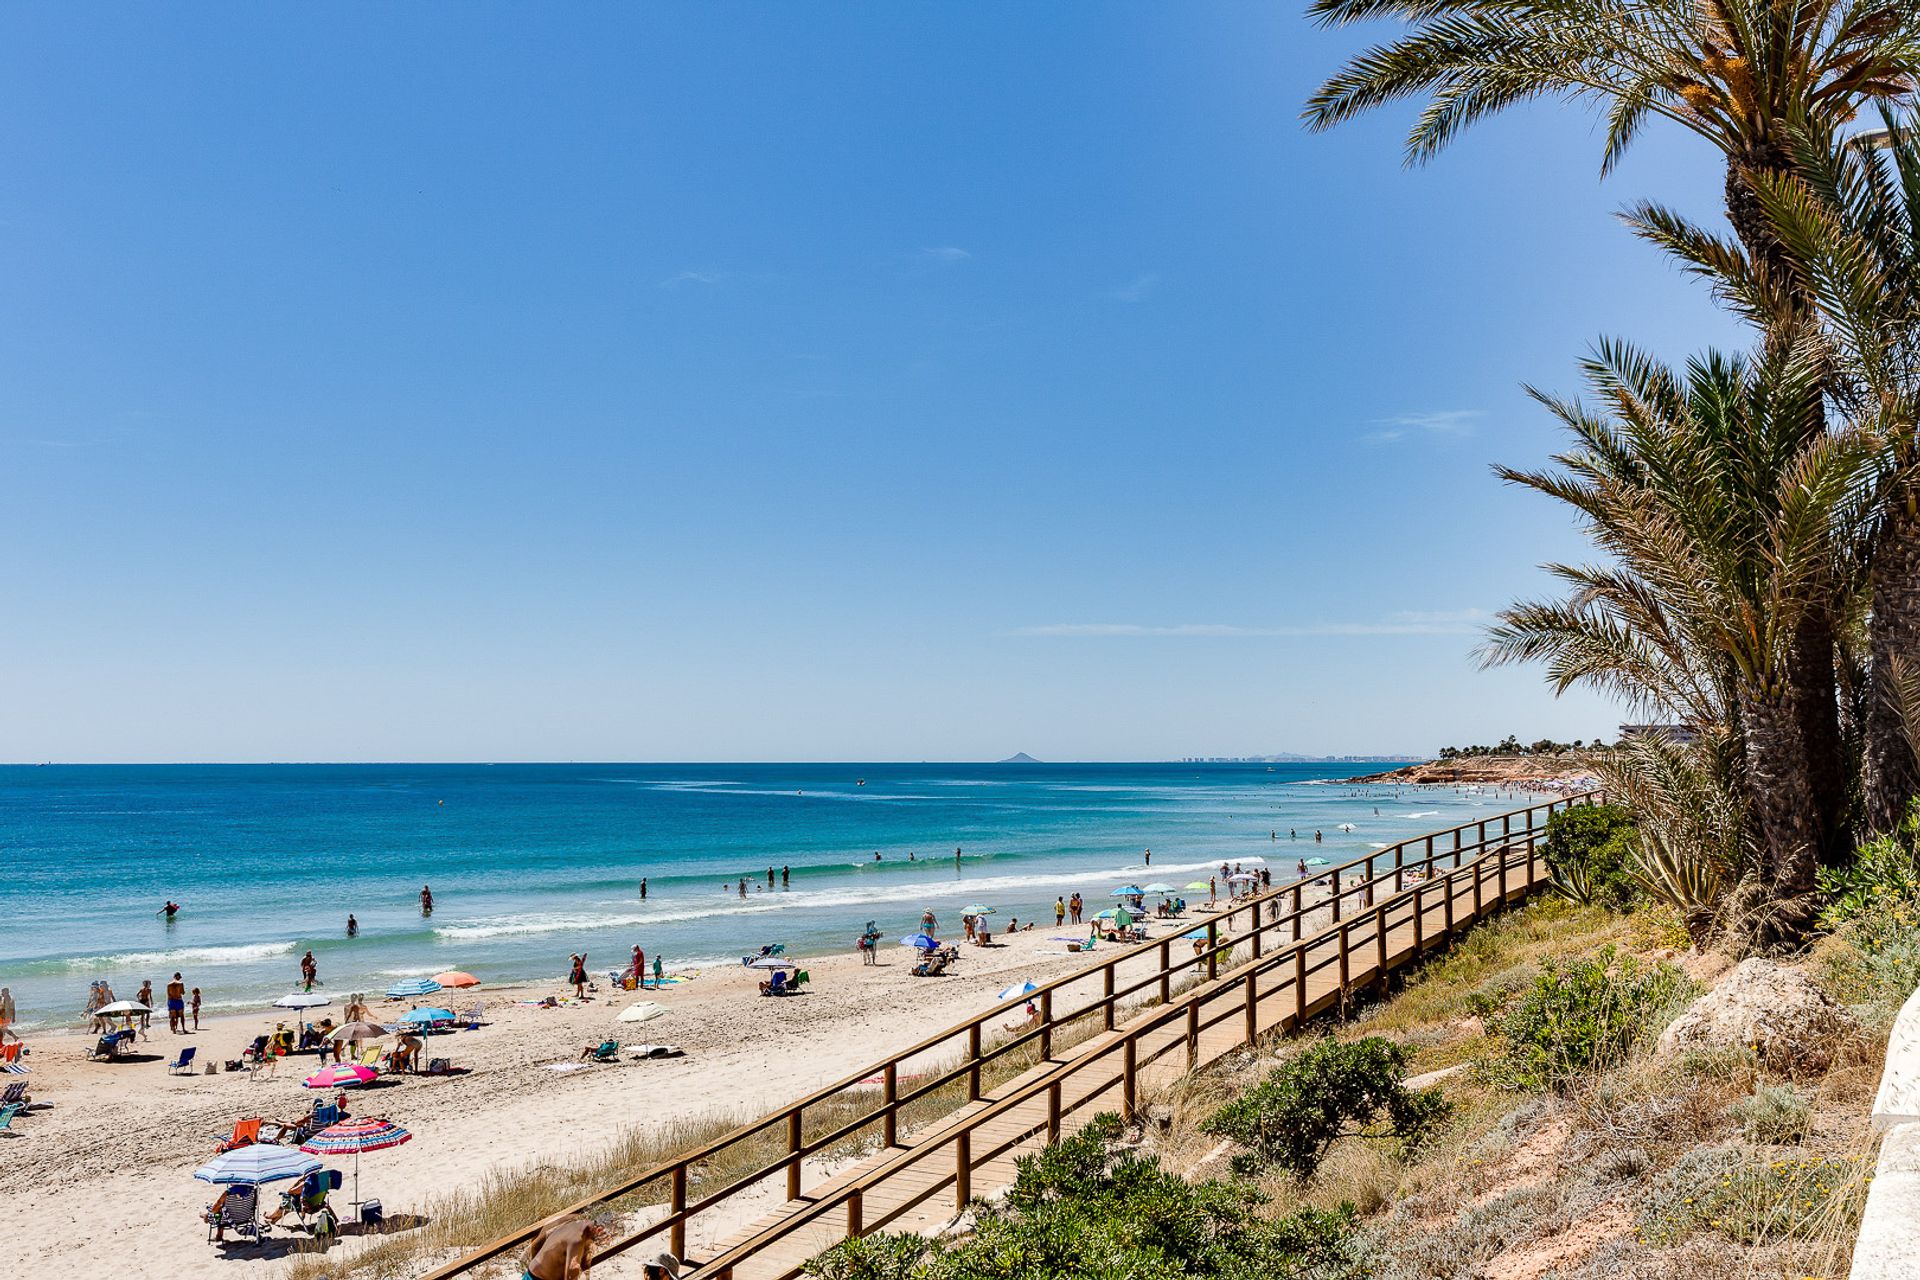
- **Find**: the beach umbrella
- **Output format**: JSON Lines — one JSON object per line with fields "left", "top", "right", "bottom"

{"left": 195, "top": 1144, "right": 322, "bottom": 1186}
{"left": 997, "top": 981, "right": 1039, "bottom": 1001}
{"left": 1184, "top": 881, "right": 1211, "bottom": 891}
{"left": 1227, "top": 872, "right": 1260, "bottom": 882}
{"left": 274, "top": 993, "right": 331, "bottom": 1010}
{"left": 301, "top": 1116, "right": 410, "bottom": 1210}
{"left": 302, "top": 1063, "right": 379, "bottom": 1090}
{"left": 1142, "top": 883, "right": 1175, "bottom": 894}
{"left": 616, "top": 1001, "right": 668, "bottom": 1024}
{"left": 960, "top": 904, "right": 996, "bottom": 916}
{"left": 745, "top": 957, "right": 797, "bottom": 970}
{"left": 899, "top": 934, "right": 941, "bottom": 949}
{"left": 431, "top": 971, "right": 480, "bottom": 989}
{"left": 385, "top": 978, "right": 442, "bottom": 999}
{"left": 95, "top": 1000, "right": 151, "bottom": 1016}
{"left": 1304, "top": 857, "right": 1329, "bottom": 867}
{"left": 398, "top": 1007, "right": 453, "bottom": 1025}
{"left": 328, "top": 1022, "right": 393, "bottom": 1043}
{"left": 1110, "top": 885, "right": 1145, "bottom": 896}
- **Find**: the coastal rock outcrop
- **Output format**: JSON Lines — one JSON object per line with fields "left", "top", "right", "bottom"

{"left": 1655, "top": 958, "right": 1857, "bottom": 1073}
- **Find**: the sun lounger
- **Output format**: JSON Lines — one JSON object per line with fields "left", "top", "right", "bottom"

{"left": 214, "top": 1117, "right": 263, "bottom": 1153}
{"left": 459, "top": 1004, "right": 485, "bottom": 1029}
{"left": 168, "top": 1046, "right": 198, "bottom": 1075}
{"left": 0, "top": 1082, "right": 28, "bottom": 1109}
{"left": 207, "top": 1183, "right": 261, "bottom": 1244}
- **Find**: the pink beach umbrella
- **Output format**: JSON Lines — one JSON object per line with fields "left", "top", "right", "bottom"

{"left": 302, "top": 1063, "right": 379, "bottom": 1090}
{"left": 300, "top": 1116, "right": 412, "bottom": 1211}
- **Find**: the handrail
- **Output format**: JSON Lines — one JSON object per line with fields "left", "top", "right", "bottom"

{"left": 423, "top": 789, "right": 1601, "bottom": 1279}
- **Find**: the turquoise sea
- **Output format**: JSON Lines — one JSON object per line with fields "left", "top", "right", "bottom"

{"left": 0, "top": 762, "right": 1548, "bottom": 1029}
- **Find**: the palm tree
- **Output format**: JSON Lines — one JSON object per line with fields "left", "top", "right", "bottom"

{"left": 1306, "top": 0, "right": 1920, "bottom": 856}
{"left": 1485, "top": 338, "right": 1876, "bottom": 937}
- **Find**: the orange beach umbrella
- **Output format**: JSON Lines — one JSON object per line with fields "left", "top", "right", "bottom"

{"left": 431, "top": 971, "right": 480, "bottom": 988}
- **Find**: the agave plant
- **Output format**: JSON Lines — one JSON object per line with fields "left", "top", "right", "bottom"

{"left": 1602, "top": 729, "right": 1754, "bottom": 941}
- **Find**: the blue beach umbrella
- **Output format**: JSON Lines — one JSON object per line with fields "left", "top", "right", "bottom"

{"left": 194, "top": 1144, "right": 322, "bottom": 1186}
{"left": 997, "top": 981, "right": 1039, "bottom": 1001}
{"left": 386, "top": 978, "right": 442, "bottom": 999}
{"left": 1110, "top": 885, "right": 1145, "bottom": 897}
{"left": 900, "top": 934, "right": 941, "bottom": 949}
{"left": 398, "top": 1007, "right": 453, "bottom": 1024}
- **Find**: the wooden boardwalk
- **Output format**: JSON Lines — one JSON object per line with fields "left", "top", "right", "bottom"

{"left": 426, "top": 798, "right": 1584, "bottom": 1280}
{"left": 615, "top": 841, "right": 1549, "bottom": 1280}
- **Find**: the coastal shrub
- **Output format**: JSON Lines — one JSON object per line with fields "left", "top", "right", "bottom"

{"left": 804, "top": 1113, "right": 1364, "bottom": 1280}
{"left": 1728, "top": 1083, "right": 1811, "bottom": 1144}
{"left": 1638, "top": 1147, "right": 1868, "bottom": 1246}
{"left": 1817, "top": 813, "right": 1920, "bottom": 1027}
{"left": 1819, "top": 801, "right": 1920, "bottom": 926}
{"left": 1540, "top": 803, "right": 1640, "bottom": 911}
{"left": 1200, "top": 1037, "right": 1451, "bottom": 1180}
{"left": 1483, "top": 946, "right": 1692, "bottom": 1091}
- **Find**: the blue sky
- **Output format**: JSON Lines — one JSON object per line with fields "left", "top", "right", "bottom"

{"left": 0, "top": 4, "right": 1745, "bottom": 762}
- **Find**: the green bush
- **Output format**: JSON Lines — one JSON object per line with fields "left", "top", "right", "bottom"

{"left": 1482, "top": 945, "right": 1692, "bottom": 1091}
{"left": 1540, "top": 803, "right": 1640, "bottom": 910}
{"left": 1819, "top": 800, "right": 1920, "bottom": 926}
{"left": 1200, "top": 1037, "right": 1451, "bottom": 1180}
{"left": 804, "top": 1114, "right": 1364, "bottom": 1280}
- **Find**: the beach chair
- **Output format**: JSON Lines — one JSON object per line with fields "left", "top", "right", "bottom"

{"left": 425, "top": 1056, "right": 452, "bottom": 1076}
{"left": 358, "top": 1046, "right": 384, "bottom": 1069}
{"left": 214, "top": 1117, "right": 263, "bottom": 1153}
{"left": 277, "top": 1168, "right": 342, "bottom": 1237}
{"left": 584, "top": 1040, "right": 619, "bottom": 1063}
{"left": 168, "top": 1046, "right": 198, "bottom": 1076}
{"left": 310, "top": 1102, "right": 341, "bottom": 1129}
{"left": 459, "top": 1004, "right": 485, "bottom": 1029}
{"left": 207, "top": 1183, "right": 261, "bottom": 1244}
{"left": 84, "top": 1030, "right": 130, "bottom": 1060}
{"left": 0, "top": 1102, "right": 21, "bottom": 1133}
{"left": 0, "top": 1082, "right": 28, "bottom": 1109}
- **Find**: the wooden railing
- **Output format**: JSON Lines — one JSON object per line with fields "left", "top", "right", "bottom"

{"left": 424, "top": 790, "right": 1601, "bottom": 1280}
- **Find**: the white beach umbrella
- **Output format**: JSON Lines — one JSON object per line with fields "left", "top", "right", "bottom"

{"left": 616, "top": 1001, "right": 668, "bottom": 1024}
{"left": 274, "top": 993, "right": 331, "bottom": 1010}
{"left": 997, "top": 981, "right": 1039, "bottom": 1001}
{"left": 95, "top": 1000, "right": 151, "bottom": 1016}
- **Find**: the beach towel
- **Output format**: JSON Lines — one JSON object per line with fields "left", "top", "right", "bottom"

{"left": 541, "top": 1063, "right": 592, "bottom": 1073}
{"left": 622, "top": 1044, "right": 685, "bottom": 1059}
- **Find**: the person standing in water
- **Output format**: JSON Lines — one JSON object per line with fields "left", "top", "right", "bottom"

{"left": 420, "top": 884, "right": 434, "bottom": 914}
{"left": 161, "top": 900, "right": 180, "bottom": 921}
{"left": 1144, "top": 849, "right": 1151, "bottom": 866}
{"left": 639, "top": 878, "right": 648, "bottom": 901}
{"left": 737, "top": 877, "right": 747, "bottom": 898}
{"left": 346, "top": 914, "right": 358, "bottom": 937}
{"left": 300, "top": 950, "right": 318, "bottom": 992}
{"left": 781, "top": 865, "right": 790, "bottom": 888}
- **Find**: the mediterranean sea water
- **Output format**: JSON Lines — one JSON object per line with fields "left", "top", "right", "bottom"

{"left": 0, "top": 762, "right": 1551, "bottom": 1028}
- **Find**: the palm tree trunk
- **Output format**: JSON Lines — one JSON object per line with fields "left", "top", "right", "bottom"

{"left": 1867, "top": 481, "right": 1920, "bottom": 829}
{"left": 1738, "top": 683, "right": 1821, "bottom": 900}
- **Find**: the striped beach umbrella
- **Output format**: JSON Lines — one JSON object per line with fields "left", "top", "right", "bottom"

{"left": 194, "top": 1144, "right": 322, "bottom": 1186}
{"left": 301, "top": 1117, "right": 411, "bottom": 1209}
{"left": 385, "top": 978, "right": 442, "bottom": 999}
{"left": 302, "top": 1063, "right": 378, "bottom": 1090}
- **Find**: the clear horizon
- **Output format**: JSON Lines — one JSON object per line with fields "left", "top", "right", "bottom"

{"left": 0, "top": 4, "right": 1736, "bottom": 762}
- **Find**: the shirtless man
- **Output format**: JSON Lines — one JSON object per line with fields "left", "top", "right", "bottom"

{"left": 525, "top": 1214, "right": 609, "bottom": 1280}
{"left": 166, "top": 972, "right": 187, "bottom": 1034}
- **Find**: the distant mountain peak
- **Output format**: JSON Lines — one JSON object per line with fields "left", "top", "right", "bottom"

{"left": 999, "top": 752, "right": 1042, "bottom": 764}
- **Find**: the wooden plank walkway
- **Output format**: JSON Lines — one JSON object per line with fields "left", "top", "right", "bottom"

{"left": 596, "top": 841, "right": 1550, "bottom": 1280}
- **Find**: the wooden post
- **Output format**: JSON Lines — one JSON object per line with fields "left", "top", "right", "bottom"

{"left": 1473, "top": 856, "right": 1483, "bottom": 918}
{"left": 1331, "top": 867, "right": 1341, "bottom": 922}
{"left": 1374, "top": 903, "right": 1388, "bottom": 988}
{"left": 1499, "top": 848, "right": 1509, "bottom": 905}
{"left": 1122, "top": 1035, "right": 1137, "bottom": 1119}
{"left": 1424, "top": 834, "right": 1433, "bottom": 871}
{"left": 1477, "top": 820, "right": 1487, "bottom": 852}
{"left": 848, "top": 1188, "right": 863, "bottom": 1238}
{"left": 1047, "top": 1080, "right": 1062, "bottom": 1142}
{"left": 955, "top": 1130, "right": 971, "bottom": 1209}
{"left": 1103, "top": 965, "right": 1116, "bottom": 1031}
{"left": 1291, "top": 885, "right": 1302, "bottom": 941}
{"left": 1503, "top": 812, "right": 1512, "bottom": 840}
{"left": 1206, "top": 920, "right": 1218, "bottom": 981}
{"left": 882, "top": 1063, "right": 898, "bottom": 1147}
{"left": 1453, "top": 827, "right": 1462, "bottom": 859}
{"left": 967, "top": 1024, "right": 981, "bottom": 1101}
{"left": 1040, "top": 989, "right": 1053, "bottom": 1059}
{"left": 1337, "top": 920, "right": 1350, "bottom": 994}
{"left": 787, "top": 1110, "right": 803, "bottom": 1200}
{"left": 1159, "top": 940, "right": 1172, "bottom": 1003}
{"left": 670, "top": 1164, "right": 687, "bottom": 1258}
{"left": 1443, "top": 868, "right": 1455, "bottom": 938}
{"left": 1252, "top": 910, "right": 1263, "bottom": 958}
{"left": 1394, "top": 843, "right": 1405, "bottom": 893}
{"left": 1186, "top": 1001, "right": 1200, "bottom": 1068}
{"left": 1293, "top": 946, "right": 1306, "bottom": 1026}
{"left": 1412, "top": 884, "right": 1425, "bottom": 954}
{"left": 1244, "top": 970, "right": 1258, "bottom": 1045}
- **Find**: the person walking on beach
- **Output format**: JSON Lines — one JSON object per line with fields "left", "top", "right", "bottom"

{"left": 1054, "top": 897, "right": 1066, "bottom": 926}
{"left": 166, "top": 973, "right": 186, "bottom": 1034}
{"left": 653, "top": 954, "right": 664, "bottom": 988}
{"left": 1069, "top": 892, "right": 1082, "bottom": 924}
{"left": 1208, "top": 877, "right": 1217, "bottom": 905}
{"left": 191, "top": 987, "right": 202, "bottom": 1030}
{"left": 569, "top": 953, "right": 589, "bottom": 999}
{"left": 421, "top": 884, "right": 434, "bottom": 914}
{"left": 136, "top": 980, "right": 154, "bottom": 1034}
{"left": 629, "top": 946, "right": 646, "bottom": 990}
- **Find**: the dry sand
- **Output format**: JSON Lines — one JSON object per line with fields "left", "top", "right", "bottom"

{"left": 2, "top": 899, "right": 1294, "bottom": 1279}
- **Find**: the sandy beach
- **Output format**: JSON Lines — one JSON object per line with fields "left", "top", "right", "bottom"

{"left": 2, "top": 894, "right": 1315, "bottom": 1279}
